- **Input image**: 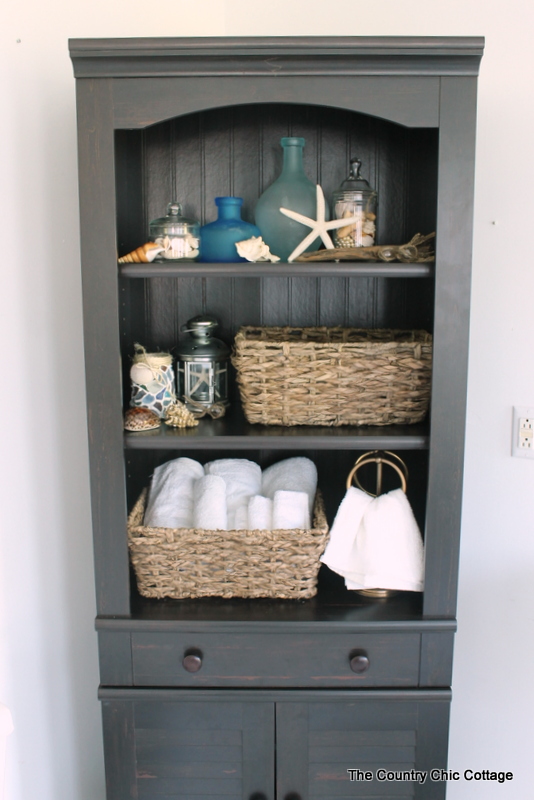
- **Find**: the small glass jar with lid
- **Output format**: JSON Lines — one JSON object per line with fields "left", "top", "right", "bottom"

{"left": 331, "top": 158, "right": 377, "bottom": 248}
{"left": 176, "top": 315, "right": 230, "bottom": 411}
{"left": 149, "top": 202, "right": 200, "bottom": 261}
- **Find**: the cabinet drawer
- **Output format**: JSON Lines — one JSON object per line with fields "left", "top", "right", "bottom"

{"left": 131, "top": 632, "right": 420, "bottom": 687}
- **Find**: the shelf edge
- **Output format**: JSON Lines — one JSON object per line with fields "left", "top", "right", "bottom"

{"left": 119, "top": 262, "right": 434, "bottom": 279}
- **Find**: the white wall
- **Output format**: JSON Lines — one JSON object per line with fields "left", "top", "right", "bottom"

{"left": 1, "top": 2, "right": 533, "bottom": 798}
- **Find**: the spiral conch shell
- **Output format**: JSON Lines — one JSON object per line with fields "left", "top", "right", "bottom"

{"left": 118, "top": 242, "right": 164, "bottom": 263}
{"left": 164, "top": 401, "right": 199, "bottom": 428}
{"left": 235, "top": 236, "right": 280, "bottom": 263}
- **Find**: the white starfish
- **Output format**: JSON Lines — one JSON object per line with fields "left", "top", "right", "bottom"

{"left": 279, "top": 184, "right": 360, "bottom": 262}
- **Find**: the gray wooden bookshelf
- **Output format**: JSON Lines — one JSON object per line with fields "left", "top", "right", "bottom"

{"left": 70, "top": 36, "right": 483, "bottom": 799}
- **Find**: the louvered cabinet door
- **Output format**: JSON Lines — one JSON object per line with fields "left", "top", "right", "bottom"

{"left": 276, "top": 694, "right": 450, "bottom": 800}
{"left": 101, "top": 697, "right": 274, "bottom": 800}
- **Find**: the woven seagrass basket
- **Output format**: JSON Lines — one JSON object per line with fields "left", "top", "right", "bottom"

{"left": 232, "top": 326, "right": 432, "bottom": 427}
{"left": 128, "top": 489, "right": 329, "bottom": 600}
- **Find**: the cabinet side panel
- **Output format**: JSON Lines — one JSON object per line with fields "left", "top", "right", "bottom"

{"left": 76, "top": 78, "right": 130, "bottom": 615}
{"left": 419, "top": 632, "right": 455, "bottom": 688}
{"left": 98, "top": 631, "right": 133, "bottom": 686}
{"left": 101, "top": 700, "right": 138, "bottom": 799}
{"left": 424, "top": 76, "right": 478, "bottom": 618}
{"left": 414, "top": 700, "right": 450, "bottom": 800}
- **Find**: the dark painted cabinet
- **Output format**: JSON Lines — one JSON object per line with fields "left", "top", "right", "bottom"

{"left": 69, "top": 36, "right": 483, "bottom": 800}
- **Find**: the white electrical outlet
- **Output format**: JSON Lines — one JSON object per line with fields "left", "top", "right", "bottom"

{"left": 512, "top": 406, "right": 534, "bottom": 458}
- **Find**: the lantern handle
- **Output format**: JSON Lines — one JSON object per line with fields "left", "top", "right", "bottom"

{"left": 181, "top": 315, "right": 219, "bottom": 335}
{"left": 182, "top": 395, "right": 227, "bottom": 419}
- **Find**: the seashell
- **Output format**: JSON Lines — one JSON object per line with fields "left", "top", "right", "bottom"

{"left": 155, "top": 234, "right": 200, "bottom": 260}
{"left": 361, "top": 234, "right": 375, "bottom": 247}
{"left": 164, "top": 401, "right": 199, "bottom": 428}
{"left": 118, "top": 242, "right": 164, "bottom": 263}
{"left": 336, "top": 221, "right": 357, "bottom": 239}
{"left": 130, "top": 362, "right": 155, "bottom": 387}
{"left": 124, "top": 407, "right": 161, "bottom": 431}
{"left": 235, "top": 236, "right": 280, "bottom": 263}
{"left": 336, "top": 208, "right": 365, "bottom": 239}
{"left": 362, "top": 219, "right": 376, "bottom": 235}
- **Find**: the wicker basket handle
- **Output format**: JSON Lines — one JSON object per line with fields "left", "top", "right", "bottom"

{"left": 346, "top": 451, "right": 408, "bottom": 496}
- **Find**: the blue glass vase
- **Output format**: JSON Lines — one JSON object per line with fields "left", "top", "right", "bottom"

{"left": 199, "top": 197, "right": 261, "bottom": 262}
{"left": 255, "top": 137, "right": 320, "bottom": 262}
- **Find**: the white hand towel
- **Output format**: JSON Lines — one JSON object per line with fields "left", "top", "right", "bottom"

{"left": 144, "top": 457, "right": 204, "bottom": 528}
{"left": 272, "top": 490, "right": 310, "bottom": 530}
{"left": 193, "top": 474, "right": 228, "bottom": 530}
{"left": 261, "top": 457, "right": 318, "bottom": 514}
{"left": 343, "top": 489, "right": 424, "bottom": 592}
{"left": 205, "top": 458, "right": 262, "bottom": 529}
{"left": 320, "top": 486, "right": 374, "bottom": 573}
{"left": 248, "top": 495, "right": 273, "bottom": 530}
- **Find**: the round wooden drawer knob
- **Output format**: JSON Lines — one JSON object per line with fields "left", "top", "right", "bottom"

{"left": 349, "top": 653, "right": 370, "bottom": 674}
{"left": 182, "top": 650, "right": 203, "bottom": 672}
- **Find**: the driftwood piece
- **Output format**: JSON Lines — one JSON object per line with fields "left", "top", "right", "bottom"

{"left": 295, "top": 232, "right": 435, "bottom": 263}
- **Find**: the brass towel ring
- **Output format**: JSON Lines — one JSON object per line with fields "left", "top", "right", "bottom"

{"left": 346, "top": 451, "right": 408, "bottom": 496}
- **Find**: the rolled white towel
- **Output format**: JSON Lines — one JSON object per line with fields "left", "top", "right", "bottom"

{"left": 233, "top": 504, "right": 249, "bottom": 530}
{"left": 144, "top": 457, "right": 204, "bottom": 528}
{"left": 248, "top": 495, "right": 273, "bottom": 530}
{"left": 272, "top": 490, "right": 311, "bottom": 530}
{"left": 261, "top": 457, "right": 317, "bottom": 514}
{"left": 205, "top": 458, "right": 262, "bottom": 529}
{"left": 193, "top": 474, "right": 228, "bottom": 530}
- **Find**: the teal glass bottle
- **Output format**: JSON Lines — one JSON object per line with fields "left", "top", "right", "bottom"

{"left": 255, "top": 137, "right": 320, "bottom": 262}
{"left": 199, "top": 197, "right": 261, "bottom": 262}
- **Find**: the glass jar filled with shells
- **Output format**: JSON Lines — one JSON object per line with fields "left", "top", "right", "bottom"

{"left": 331, "top": 157, "right": 377, "bottom": 248}
{"left": 149, "top": 201, "right": 200, "bottom": 261}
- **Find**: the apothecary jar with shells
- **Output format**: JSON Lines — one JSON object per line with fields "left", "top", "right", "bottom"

{"left": 331, "top": 157, "right": 377, "bottom": 248}
{"left": 149, "top": 201, "right": 200, "bottom": 261}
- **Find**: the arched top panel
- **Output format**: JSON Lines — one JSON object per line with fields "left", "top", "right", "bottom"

{"left": 112, "top": 74, "right": 440, "bottom": 130}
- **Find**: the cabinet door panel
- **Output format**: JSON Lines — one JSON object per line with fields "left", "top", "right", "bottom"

{"left": 102, "top": 698, "right": 274, "bottom": 800}
{"left": 276, "top": 697, "right": 449, "bottom": 800}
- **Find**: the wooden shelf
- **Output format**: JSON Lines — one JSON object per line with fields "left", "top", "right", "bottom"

{"left": 97, "top": 572, "right": 438, "bottom": 630}
{"left": 119, "top": 261, "right": 434, "bottom": 279}
{"left": 124, "top": 406, "right": 430, "bottom": 451}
